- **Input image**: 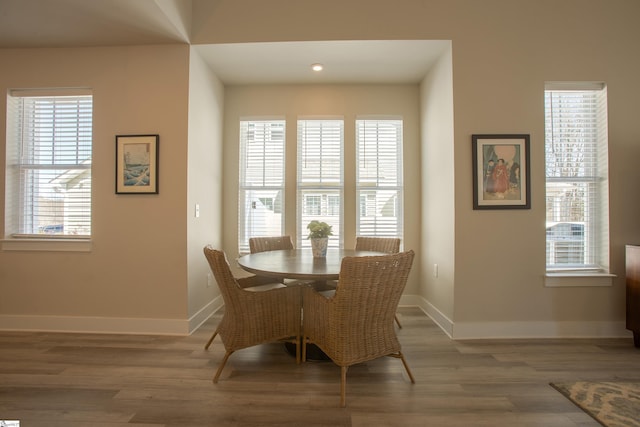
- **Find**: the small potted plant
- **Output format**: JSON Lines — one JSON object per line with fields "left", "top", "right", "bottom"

{"left": 307, "top": 220, "right": 333, "bottom": 257}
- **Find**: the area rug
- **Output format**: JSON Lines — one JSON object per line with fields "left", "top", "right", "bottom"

{"left": 550, "top": 381, "right": 640, "bottom": 427}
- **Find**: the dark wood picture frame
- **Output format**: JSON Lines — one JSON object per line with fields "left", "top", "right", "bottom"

{"left": 115, "top": 134, "right": 159, "bottom": 194}
{"left": 472, "top": 134, "right": 530, "bottom": 210}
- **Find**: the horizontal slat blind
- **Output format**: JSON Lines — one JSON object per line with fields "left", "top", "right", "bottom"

{"left": 238, "top": 120, "right": 285, "bottom": 253}
{"left": 297, "top": 119, "right": 343, "bottom": 248}
{"left": 545, "top": 85, "right": 608, "bottom": 270}
{"left": 356, "top": 119, "right": 403, "bottom": 239}
{"left": 6, "top": 92, "right": 92, "bottom": 237}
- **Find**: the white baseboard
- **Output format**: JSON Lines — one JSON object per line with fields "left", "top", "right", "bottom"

{"left": 0, "top": 296, "right": 224, "bottom": 336}
{"left": 451, "top": 320, "right": 632, "bottom": 340}
{"left": 0, "top": 314, "right": 189, "bottom": 335}
{"left": 400, "top": 294, "right": 632, "bottom": 340}
{"left": 1, "top": 294, "right": 630, "bottom": 340}
{"left": 188, "top": 295, "right": 223, "bottom": 333}
{"left": 400, "top": 294, "right": 453, "bottom": 338}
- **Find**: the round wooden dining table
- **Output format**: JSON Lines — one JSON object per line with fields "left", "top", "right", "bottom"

{"left": 236, "top": 248, "right": 384, "bottom": 281}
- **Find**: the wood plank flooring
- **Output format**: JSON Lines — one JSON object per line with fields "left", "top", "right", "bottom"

{"left": 1, "top": 307, "right": 639, "bottom": 426}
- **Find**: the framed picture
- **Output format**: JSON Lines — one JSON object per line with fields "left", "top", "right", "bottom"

{"left": 472, "top": 134, "right": 530, "bottom": 210}
{"left": 115, "top": 134, "right": 159, "bottom": 194}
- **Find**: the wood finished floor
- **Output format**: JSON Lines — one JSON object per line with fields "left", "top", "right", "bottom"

{"left": 1, "top": 307, "right": 639, "bottom": 426}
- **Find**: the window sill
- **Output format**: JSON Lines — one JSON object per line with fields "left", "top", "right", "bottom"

{"left": 1, "top": 238, "right": 92, "bottom": 252}
{"left": 544, "top": 272, "right": 616, "bottom": 287}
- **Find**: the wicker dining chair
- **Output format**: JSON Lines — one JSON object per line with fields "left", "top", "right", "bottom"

{"left": 355, "top": 237, "right": 403, "bottom": 328}
{"left": 355, "top": 236, "right": 401, "bottom": 254}
{"left": 249, "top": 235, "right": 294, "bottom": 253}
{"left": 302, "top": 250, "right": 416, "bottom": 407}
{"left": 249, "top": 235, "right": 311, "bottom": 287}
{"left": 204, "top": 241, "right": 290, "bottom": 351}
{"left": 202, "top": 246, "right": 302, "bottom": 382}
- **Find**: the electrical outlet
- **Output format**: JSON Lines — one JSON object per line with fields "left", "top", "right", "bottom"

{"left": 433, "top": 264, "right": 438, "bottom": 278}
{"left": 207, "top": 273, "right": 213, "bottom": 288}
{"left": 195, "top": 203, "right": 200, "bottom": 218}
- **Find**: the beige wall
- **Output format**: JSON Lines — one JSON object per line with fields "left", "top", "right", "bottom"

{"left": 186, "top": 48, "right": 226, "bottom": 329}
{"left": 420, "top": 46, "right": 456, "bottom": 331}
{"left": 0, "top": 45, "right": 192, "bottom": 333}
{"left": 2, "top": 0, "right": 640, "bottom": 338}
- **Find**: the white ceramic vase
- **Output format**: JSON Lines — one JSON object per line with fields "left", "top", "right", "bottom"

{"left": 310, "top": 237, "right": 328, "bottom": 258}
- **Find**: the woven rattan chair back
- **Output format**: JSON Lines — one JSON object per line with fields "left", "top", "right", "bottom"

{"left": 302, "top": 250, "right": 416, "bottom": 406}
{"left": 355, "top": 236, "right": 401, "bottom": 254}
{"left": 203, "top": 246, "right": 301, "bottom": 382}
{"left": 355, "top": 236, "right": 403, "bottom": 327}
{"left": 249, "top": 236, "right": 303, "bottom": 286}
{"left": 249, "top": 236, "right": 294, "bottom": 253}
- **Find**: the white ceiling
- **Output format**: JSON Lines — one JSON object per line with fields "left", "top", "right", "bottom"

{"left": 0, "top": 0, "right": 448, "bottom": 85}
{"left": 195, "top": 40, "right": 448, "bottom": 85}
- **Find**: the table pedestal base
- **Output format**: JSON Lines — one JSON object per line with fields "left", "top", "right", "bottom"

{"left": 285, "top": 342, "right": 330, "bottom": 361}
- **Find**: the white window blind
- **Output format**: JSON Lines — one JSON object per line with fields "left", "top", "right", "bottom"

{"left": 297, "top": 119, "right": 343, "bottom": 248}
{"left": 544, "top": 83, "right": 609, "bottom": 271}
{"left": 356, "top": 119, "right": 403, "bottom": 239}
{"left": 5, "top": 90, "right": 93, "bottom": 238}
{"left": 238, "top": 120, "right": 285, "bottom": 254}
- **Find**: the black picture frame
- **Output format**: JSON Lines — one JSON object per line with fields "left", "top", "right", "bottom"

{"left": 472, "top": 134, "right": 530, "bottom": 210}
{"left": 115, "top": 134, "right": 159, "bottom": 194}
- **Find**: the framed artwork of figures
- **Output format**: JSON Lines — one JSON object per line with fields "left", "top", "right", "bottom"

{"left": 472, "top": 134, "right": 530, "bottom": 210}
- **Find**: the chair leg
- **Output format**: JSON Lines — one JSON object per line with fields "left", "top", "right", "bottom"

{"left": 394, "top": 313, "right": 402, "bottom": 328}
{"left": 387, "top": 351, "right": 415, "bottom": 383}
{"left": 340, "top": 366, "right": 348, "bottom": 408}
{"left": 398, "top": 351, "right": 415, "bottom": 383}
{"left": 295, "top": 335, "right": 301, "bottom": 364}
{"left": 204, "top": 327, "right": 219, "bottom": 350}
{"left": 213, "top": 351, "right": 233, "bottom": 383}
{"left": 302, "top": 336, "right": 307, "bottom": 362}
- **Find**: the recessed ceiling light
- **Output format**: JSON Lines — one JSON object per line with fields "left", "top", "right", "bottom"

{"left": 311, "top": 63, "right": 323, "bottom": 71}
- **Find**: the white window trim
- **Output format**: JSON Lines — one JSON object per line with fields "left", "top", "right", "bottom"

{"left": 355, "top": 117, "right": 404, "bottom": 240}
{"left": 544, "top": 272, "right": 615, "bottom": 287}
{"left": 296, "top": 118, "right": 344, "bottom": 248}
{"left": 2, "top": 238, "right": 92, "bottom": 252}
{"left": 237, "top": 119, "right": 286, "bottom": 254}
{"left": 544, "top": 82, "right": 611, "bottom": 286}
{"left": 4, "top": 88, "right": 93, "bottom": 251}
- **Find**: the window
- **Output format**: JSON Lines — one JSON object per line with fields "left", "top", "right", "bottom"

{"left": 356, "top": 119, "right": 403, "bottom": 239}
{"left": 545, "top": 83, "right": 609, "bottom": 272}
{"left": 297, "top": 119, "right": 343, "bottom": 248}
{"left": 5, "top": 89, "right": 93, "bottom": 240}
{"left": 327, "top": 194, "right": 341, "bottom": 216}
{"left": 303, "top": 195, "right": 321, "bottom": 216}
{"left": 238, "top": 120, "right": 285, "bottom": 253}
